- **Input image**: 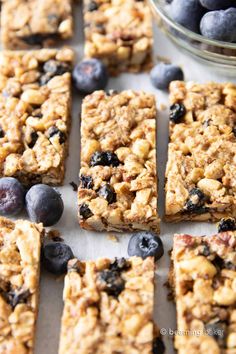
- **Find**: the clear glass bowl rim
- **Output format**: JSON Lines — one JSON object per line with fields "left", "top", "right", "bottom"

{"left": 148, "top": 0, "right": 236, "bottom": 49}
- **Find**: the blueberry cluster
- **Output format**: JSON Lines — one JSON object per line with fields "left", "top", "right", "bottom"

{"left": 0, "top": 177, "right": 64, "bottom": 226}
{"left": 168, "top": 0, "right": 236, "bottom": 42}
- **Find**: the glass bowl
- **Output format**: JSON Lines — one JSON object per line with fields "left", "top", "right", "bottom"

{"left": 148, "top": 0, "right": 236, "bottom": 75}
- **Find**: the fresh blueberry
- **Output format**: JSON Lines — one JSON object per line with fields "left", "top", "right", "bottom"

{"left": 150, "top": 63, "right": 184, "bottom": 90}
{"left": 218, "top": 218, "right": 236, "bottom": 233}
{"left": 0, "top": 125, "right": 4, "bottom": 138}
{"left": 79, "top": 203, "right": 93, "bottom": 219}
{"left": 43, "top": 60, "right": 70, "bottom": 76}
{"left": 106, "top": 152, "right": 121, "bottom": 167}
{"left": 169, "top": 0, "right": 205, "bottom": 33}
{"left": 109, "top": 258, "right": 130, "bottom": 272}
{"left": 40, "top": 60, "right": 71, "bottom": 86}
{"left": 0, "top": 177, "right": 25, "bottom": 216}
{"left": 42, "top": 242, "right": 74, "bottom": 275}
{"left": 87, "top": 1, "right": 99, "bottom": 11}
{"left": 169, "top": 103, "right": 186, "bottom": 123}
{"left": 97, "top": 258, "right": 129, "bottom": 297}
{"left": 98, "top": 269, "right": 125, "bottom": 297}
{"left": 200, "top": 0, "right": 235, "bottom": 10}
{"left": 47, "top": 126, "right": 66, "bottom": 144}
{"left": 90, "top": 151, "right": 120, "bottom": 167}
{"left": 200, "top": 8, "right": 236, "bottom": 42}
{"left": 25, "top": 184, "right": 64, "bottom": 226}
{"left": 184, "top": 188, "right": 208, "bottom": 214}
{"left": 79, "top": 175, "right": 94, "bottom": 189}
{"left": 204, "top": 322, "right": 226, "bottom": 345}
{"left": 153, "top": 337, "right": 166, "bottom": 354}
{"left": 72, "top": 59, "right": 109, "bottom": 94}
{"left": 128, "top": 231, "right": 164, "bottom": 260}
{"left": 21, "top": 33, "right": 45, "bottom": 46}
{"left": 28, "top": 131, "right": 38, "bottom": 148}
{"left": 98, "top": 184, "right": 116, "bottom": 204}
{"left": 4, "top": 289, "right": 30, "bottom": 309}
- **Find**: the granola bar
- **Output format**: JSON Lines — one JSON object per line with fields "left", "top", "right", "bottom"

{"left": 0, "top": 216, "right": 43, "bottom": 353}
{"left": 83, "top": 0, "right": 153, "bottom": 75}
{"left": 171, "top": 232, "right": 236, "bottom": 354}
{"left": 165, "top": 81, "right": 236, "bottom": 222}
{"left": 78, "top": 90, "right": 159, "bottom": 233}
{"left": 1, "top": 0, "right": 73, "bottom": 49}
{"left": 59, "top": 256, "right": 160, "bottom": 354}
{"left": 0, "top": 48, "right": 74, "bottom": 185}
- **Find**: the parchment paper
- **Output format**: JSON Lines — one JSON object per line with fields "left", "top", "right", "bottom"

{"left": 28, "top": 3, "right": 234, "bottom": 353}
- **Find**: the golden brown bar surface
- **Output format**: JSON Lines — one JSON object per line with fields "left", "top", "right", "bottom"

{"left": 78, "top": 90, "right": 160, "bottom": 233}
{"left": 165, "top": 81, "right": 236, "bottom": 222}
{"left": 0, "top": 216, "right": 43, "bottom": 353}
{"left": 1, "top": 0, "right": 73, "bottom": 49}
{"left": 0, "top": 48, "right": 74, "bottom": 185}
{"left": 59, "top": 257, "right": 159, "bottom": 354}
{"left": 83, "top": 0, "right": 153, "bottom": 75}
{"left": 171, "top": 232, "right": 236, "bottom": 354}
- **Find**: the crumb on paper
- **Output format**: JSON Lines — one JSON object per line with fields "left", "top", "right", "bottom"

{"left": 160, "top": 103, "right": 167, "bottom": 111}
{"left": 156, "top": 55, "right": 171, "bottom": 64}
{"left": 47, "top": 229, "right": 64, "bottom": 242}
{"left": 70, "top": 181, "right": 78, "bottom": 191}
{"left": 107, "top": 234, "right": 119, "bottom": 243}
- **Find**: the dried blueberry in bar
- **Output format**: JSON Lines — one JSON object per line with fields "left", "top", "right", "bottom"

{"left": 0, "top": 48, "right": 74, "bottom": 186}
{"left": 1, "top": 0, "right": 73, "bottom": 49}
{"left": 83, "top": 0, "right": 153, "bottom": 75}
{"left": 78, "top": 90, "right": 160, "bottom": 233}
{"left": 59, "top": 256, "right": 164, "bottom": 354}
{"left": 0, "top": 216, "right": 43, "bottom": 353}
{"left": 165, "top": 81, "right": 236, "bottom": 222}
{"left": 170, "top": 231, "right": 236, "bottom": 354}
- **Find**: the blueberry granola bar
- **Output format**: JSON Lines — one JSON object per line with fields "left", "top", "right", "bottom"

{"left": 83, "top": 0, "right": 153, "bottom": 75}
{"left": 0, "top": 48, "right": 74, "bottom": 185}
{"left": 1, "top": 0, "right": 73, "bottom": 49}
{"left": 165, "top": 81, "right": 236, "bottom": 222}
{"left": 0, "top": 216, "right": 43, "bottom": 353}
{"left": 78, "top": 90, "right": 159, "bottom": 233}
{"left": 59, "top": 256, "right": 161, "bottom": 354}
{"left": 170, "top": 232, "right": 236, "bottom": 354}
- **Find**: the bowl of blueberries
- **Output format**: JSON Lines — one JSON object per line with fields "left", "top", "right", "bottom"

{"left": 148, "top": 0, "right": 236, "bottom": 74}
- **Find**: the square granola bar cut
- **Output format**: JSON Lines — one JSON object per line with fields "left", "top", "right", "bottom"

{"left": 83, "top": 0, "right": 153, "bottom": 75}
{"left": 1, "top": 0, "right": 73, "bottom": 49}
{"left": 171, "top": 231, "right": 236, "bottom": 354}
{"left": 0, "top": 48, "right": 74, "bottom": 185}
{"left": 59, "top": 256, "right": 162, "bottom": 354}
{"left": 165, "top": 81, "right": 236, "bottom": 222}
{"left": 78, "top": 90, "right": 160, "bottom": 233}
{"left": 0, "top": 216, "right": 43, "bottom": 353}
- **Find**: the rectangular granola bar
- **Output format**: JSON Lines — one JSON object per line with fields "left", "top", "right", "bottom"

{"left": 171, "top": 232, "right": 236, "bottom": 354}
{"left": 0, "top": 48, "right": 74, "bottom": 185}
{"left": 0, "top": 216, "right": 43, "bottom": 353}
{"left": 59, "top": 256, "right": 159, "bottom": 354}
{"left": 165, "top": 81, "right": 236, "bottom": 222}
{"left": 78, "top": 90, "right": 159, "bottom": 233}
{"left": 83, "top": 0, "right": 153, "bottom": 75}
{"left": 1, "top": 0, "right": 73, "bottom": 49}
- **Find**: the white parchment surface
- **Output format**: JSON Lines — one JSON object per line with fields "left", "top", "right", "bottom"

{"left": 21, "top": 3, "right": 234, "bottom": 353}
